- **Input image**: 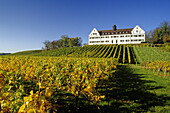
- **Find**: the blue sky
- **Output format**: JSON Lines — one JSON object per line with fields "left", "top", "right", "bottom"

{"left": 0, "top": 0, "right": 170, "bottom": 53}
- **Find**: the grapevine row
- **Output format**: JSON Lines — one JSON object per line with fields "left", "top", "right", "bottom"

{"left": 0, "top": 56, "right": 118, "bottom": 112}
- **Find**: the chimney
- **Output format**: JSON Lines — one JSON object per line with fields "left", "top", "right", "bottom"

{"left": 113, "top": 25, "right": 117, "bottom": 31}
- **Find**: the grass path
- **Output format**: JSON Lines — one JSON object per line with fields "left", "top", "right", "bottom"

{"left": 129, "top": 64, "right": 170, "bottom": 96}
{"left": 94, "top": 64, "right": 170, "bottom": 113}
{"left": 123, "top": 65, "right": 170, "bottom": 112}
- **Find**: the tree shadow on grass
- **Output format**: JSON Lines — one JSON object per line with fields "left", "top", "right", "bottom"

{"left": 52, "top": 65, "right": 170, "bottom": 113}
{"left": 96, "top": 65, "right": 170, "bottom": 113}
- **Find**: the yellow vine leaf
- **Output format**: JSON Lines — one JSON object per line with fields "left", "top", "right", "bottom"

{"left": 27, "top": 109, "right": 36, "bottom": 113}
{"left": 24, "top": 96, "right": 32, "bottom": 104}
{"left": 45, "top": 87, "right": 53, "bottom": 97}
{"left": 37, "top": 82, "right": 45, "bottom": 89}
{"left": 30, "top": 90, "right": 34, "bottom": 95}
{"left": 40, "top": 101, "right": 46, "bottom": 113}
{"left": 100, "top": 95, "right": 105, "bottom": 98}
{"left": 18, "top": 104, "right": 25, "bottom": 113}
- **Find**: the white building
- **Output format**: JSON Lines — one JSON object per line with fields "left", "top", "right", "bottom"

{"left": 89, "top": 25, "right": 145, "bottom": 45}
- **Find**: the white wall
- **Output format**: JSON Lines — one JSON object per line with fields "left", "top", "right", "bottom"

{"left": 89, "top": 25, "right": 145, "bottom": 45}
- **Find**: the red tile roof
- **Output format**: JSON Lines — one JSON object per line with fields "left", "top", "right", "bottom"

{"left": 98, "top": 28, "right": 133, "bottom": 35}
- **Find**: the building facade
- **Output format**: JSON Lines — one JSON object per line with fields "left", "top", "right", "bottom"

{"left": 88, "top": 25, "right": 145, "bottom": 45}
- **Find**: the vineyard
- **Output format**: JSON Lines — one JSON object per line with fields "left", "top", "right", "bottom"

{"left": 0, "top": 56, "right": 117, "bottom": 112}
{"left": 32, "top": 45, "right": 170, "bottom": 75}
{"left": 1, "top": 44, "right": 170, "bottom": 112}
{"left": 32, "top": 45, "right": 137, "bottom": 64}
{"left": 133, "top": 45, "right": 170, "bottom": 76}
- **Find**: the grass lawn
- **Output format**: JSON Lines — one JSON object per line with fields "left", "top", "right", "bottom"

{"left": 81, "top": 64, "right": 170, "bottom": 113}
{"left": 127, "top": 65, "right": 170, "bottom": 112}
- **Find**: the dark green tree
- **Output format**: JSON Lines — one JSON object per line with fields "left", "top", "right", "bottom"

{"left": 43, "top": 35, "right": 82, "bottom": 50}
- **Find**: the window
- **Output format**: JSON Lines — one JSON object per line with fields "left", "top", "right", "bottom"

{"left": 131, "top": 39, "right": 137, "bottom": 42}
{"left": 120, "top": 40, "right": 124, "bottom": 42}
{"left": 93, "top": 33, "right": 97, "bottom": 35}
{"left": 120, "top": 36, "right": 124, "bottom": 38}
{"left": 101, "top": 41, "right": 104, "bottom": 43}
{"left": 136, "top": 30, "right": 138, "bottom": 32}
{"left": 126, "top": 40, "right": 130, "bottom": 42}
{"left": 105, "top": 40, "right": 109, "bottom": 43}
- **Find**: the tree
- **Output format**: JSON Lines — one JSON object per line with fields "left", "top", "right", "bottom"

{"left": 55, "top": 40, "right": 63, "bottom": 48}
{"left": 61, "top": 35, "right": 69, "bottom": 47}
{"left": 163, "top": 35, "right": 170, "bottom": 43}
{"left": 43, "top": 40, "right": 51, "bottom": 50}
{"left": 145, "top": 30, "right": 153, "bottom": 43}
{"left": 161, "top": 21, "right": 170, "bottom": 43}
{"left": 151, "top": 21, "right": 170, "bottom": 44}
{"left": 49, "top": 41, "right": 58, "bottom": 49}
{"left": 77, "top": 37, "right": 82, "bottom": 46}
{"left": 68, "top": 38, "right": 76, "bottom": 47}
{"left": 42, "top": 35, "right": 82, "bottom": 50}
